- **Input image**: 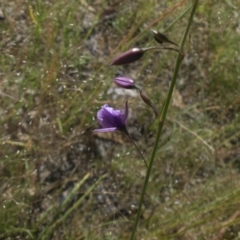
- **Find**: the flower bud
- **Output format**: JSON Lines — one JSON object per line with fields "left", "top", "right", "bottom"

{"left": 151, "top": 29, "right": 178, "bottom": 47}
{"left": 140, "top": 90, "right": 159, "bottom": 117}
{"left": 114, "top": 77, "right": 136, "bottom": 89}
{"left": 110, "top": 48, "right": 145, "bottom": 66}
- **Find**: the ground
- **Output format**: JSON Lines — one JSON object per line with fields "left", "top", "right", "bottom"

{"left": 1, "top": 0, "right": 240, "bottom": 239}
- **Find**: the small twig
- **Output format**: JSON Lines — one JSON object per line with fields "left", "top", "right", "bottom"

{"left": 0, "top": 90, "right": 15, "bottom": 99}
{"left": 142, "top": 46, "right": 181, "bottom": 54}
{"left": 215, "top": 210, "right": 240, "bottom": 240}
{"left": 172, "top": 119, "right": 215, "bottom": 153}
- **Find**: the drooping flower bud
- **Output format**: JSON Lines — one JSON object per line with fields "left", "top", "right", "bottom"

{"left": 114, "top": 77, "right": 136, "bottom": 89}
{"left": 110, "top": 48, "right": 145, "bottom": 66}
{"left": 151, "top": 29, "right": 179, "bottom": 47}
{"left": 140, "top": 90, "right": 159, "bottom": 117}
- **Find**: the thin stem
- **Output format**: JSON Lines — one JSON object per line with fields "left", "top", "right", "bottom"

{"left": 126, "top": 132, "right": 148, "bottom": 169}
{"left": 130, "top": 1, "right": 199, "bottom": 239}
{"left": 0, "top": 90, "right": 15, "bottom": 99}
{"left": 142, "top": 46, "right": 181, "bottom": 53}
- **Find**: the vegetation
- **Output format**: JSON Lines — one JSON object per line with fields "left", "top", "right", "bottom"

{"left": 0, "top": 0, "right": 240, "bottom": 239}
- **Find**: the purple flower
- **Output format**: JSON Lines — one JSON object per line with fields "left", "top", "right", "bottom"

{"left": 110, "top": 48, "right": 145, "bottom": 65}
{"left": 94, "top": 102, "right": 128, "bottom": 133}
{"left": 114, "top": 77, "right": 136, "bottom": 89}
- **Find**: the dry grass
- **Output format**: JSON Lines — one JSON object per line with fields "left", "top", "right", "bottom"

{"left": 0, "top": 0, "right": 240, "bottom": 239}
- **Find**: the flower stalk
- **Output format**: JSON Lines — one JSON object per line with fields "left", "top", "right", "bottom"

{"left": 94, "top": 102, "right": 148, "bottom": 168}
{"left": 125, "top": 132, "right": 148, "bottom": 169}
{"left": 130, "top": 1, "right": 199, "bottom": 239}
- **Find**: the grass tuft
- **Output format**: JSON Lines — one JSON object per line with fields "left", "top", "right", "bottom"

{"left": 1, "top": 0, "right": 240, "bottom": 239}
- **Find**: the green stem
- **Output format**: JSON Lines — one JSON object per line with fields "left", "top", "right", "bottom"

{"left": 126, "top": 132, "right": 149, "bottom": 169}
{"left": 130, "top": 1, "right": 199, "bottom": 239}
{"left": 142, "top": 46, "right": 181, "bottom": 53}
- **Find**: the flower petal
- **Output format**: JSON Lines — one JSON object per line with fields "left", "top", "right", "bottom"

{"left": 102, "top": 108, "right": 121, "bottom": 128}
{"left": 110, "top": 48, "right": 145, "bottom": 65}
{"left": 95, "top": 103, "right": 129, "bottom": 132}
{"left": 93, "top": 127, "right": 117, "bottom": 132}
{"left": 97, "top": 105, "right": 113, "bottom": 128}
